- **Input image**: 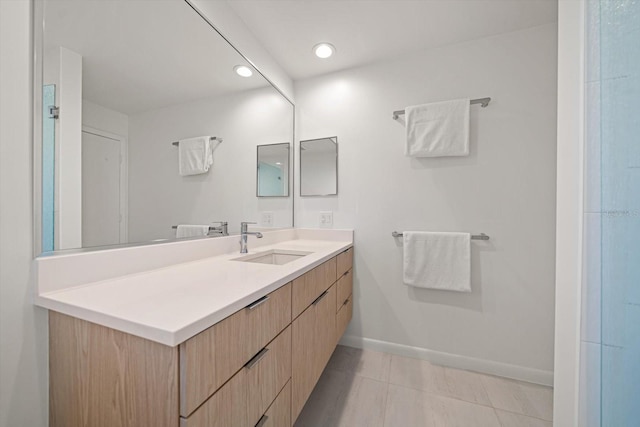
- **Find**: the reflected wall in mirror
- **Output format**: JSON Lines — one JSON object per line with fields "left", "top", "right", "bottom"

{"left": 257, "top": 143, "right": 290, "bottom": 197}
{"left": 37, "top": 0, "right": 294, "bottom": 253}
{"left": 300, "top": 137, "right": 338, "bottom": 196}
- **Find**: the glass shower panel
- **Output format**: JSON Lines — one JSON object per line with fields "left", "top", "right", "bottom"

{"left": 42, "top": 84, "right": 55, "bottom": 252}
{"left": 599, "top": 0, "right": 640, "bottom": 425}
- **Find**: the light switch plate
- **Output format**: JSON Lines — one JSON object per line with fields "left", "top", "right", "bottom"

{"left": 261, "top": 211, "right": 274, "bottom": 227}
{"left": 319, "top": 211, "right": 333, "bottom": 228}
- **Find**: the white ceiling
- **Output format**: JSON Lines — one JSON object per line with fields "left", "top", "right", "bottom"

{"left": 227, "top": 0, "right": 558, "bottom": 80}
{"left": 44, "top": 0, "right": 272, "bottom": 114}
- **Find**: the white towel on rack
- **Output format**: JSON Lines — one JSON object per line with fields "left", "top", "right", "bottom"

{"left": 405, "top": 99, "right": 470, "bottom": 157}
{"left": 176, "top": 225, "right": 209, "bottom": 238}
{"left": 403, "top": 231, "right": 471, "bottom": 292}
{"left": 178, "top": 136, "right": 214, "bottom": 176}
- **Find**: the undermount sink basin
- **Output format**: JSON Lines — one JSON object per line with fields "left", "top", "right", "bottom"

{"left": 232, "top": 249, "right": 312, "bottom": 265}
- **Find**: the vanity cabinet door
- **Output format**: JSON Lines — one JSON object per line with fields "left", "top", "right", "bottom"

{"left": 292, "top": 257, "right": 337, "bottom": 318}
{"left": 291, "top": 284, "right": 337, "bottom": 421}
{"left": 180, "top": 283, "right": 291, "bottom": 416}
{"left": 180, "top": 369, "right": 247, "bottom": 427}
{"left": 336, "top": 296, "right": 353, "bottom": 344}
{"left": 258, "top": 381, "right": 291, "bottom": 427}
{"left": 246, "top": 326, "right": 292, "bottom": 426}
{"left": 336, "top": 269, "right": 353, "bottom": 313}
{"left": 336, "top": 247, "right": 353, "bottom": 278}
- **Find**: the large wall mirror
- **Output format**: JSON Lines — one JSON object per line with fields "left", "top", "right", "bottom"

{"left": 35, "top": 0, "right": 294, "bottom": 253}
{"left": 300, "top": 137, "right": 338, "bottom": 196}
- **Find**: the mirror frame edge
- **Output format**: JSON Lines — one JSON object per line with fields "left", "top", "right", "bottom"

{"left": 31, "top": 0, "right": 296, "bottom": 256}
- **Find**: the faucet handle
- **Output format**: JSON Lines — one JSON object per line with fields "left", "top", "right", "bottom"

{"left": 241, "top": 221, "right": 257, "bottom": 225}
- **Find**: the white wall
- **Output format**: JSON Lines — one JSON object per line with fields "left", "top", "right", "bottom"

{"left": 189, "top": 0, "right": 294, "bottom": 103}
{"left": 128, "top": 86, "right": 293, "bottom": 241}
{"left": 56, "top": 47, "right": 83, "bottom": 249}
{"left": 82, "top": 100, "right": 129, "bottom": 137}
{"left": 295, "top": 24, "right": 558, "bottom": 382}
{"left": 0, "top": 1, "right": 49, "bottom": 426}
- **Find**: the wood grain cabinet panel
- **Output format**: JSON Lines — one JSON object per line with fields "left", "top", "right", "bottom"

{"left": 336, "top": 269, "right": 353, "bottom": 313}
{"left": 180, "top": 368, "right": 247, "bottom": 427}
{"left": 49, "top": 312, "right": 179, "bottom": 427}
{"left": 259, "top": 381, "right": 291, "bottom": 427}
{"left": 336, "top": 247, "right": 353, "bottom": 278}
{"left": 247, "top": 326, "right": 292, "bottom": 426}
{"left": 291, "top": 284, "right": 337, "bottom": 421}
{"left": 292, "top": 258, "right": 337, "bottom": 319}
{"left": 336, "top": 296, "right": 353, "bottom": 344}
{"left": 180, "top": 283, "right": 291, "bottom": 416}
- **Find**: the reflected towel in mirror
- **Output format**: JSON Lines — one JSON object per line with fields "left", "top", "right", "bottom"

{"left": 178, "top": 136, "right": 214, "bottom": 176}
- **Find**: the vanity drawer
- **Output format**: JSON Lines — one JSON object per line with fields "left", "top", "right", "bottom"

{"left": 246, "top": 326, "right": 292, "bottom": 426}
{"left": 256, "top": 381, "right": 291, "bottom": 427}
{"left": 336, "top": 295, "right": 353, "bottom": 343}
{"left": 336, "top": 269, "right": 353, "bottom": 313}
{"left": 179, "top": 283, "right": 291, "bottom": 416}
{"left": 292, "top": 257, "right": 337, "bottom": 318}
{"left": 336, "top": 247, "right": 353, "bottom": 278}
{"left": 180, "top": 366, "right": 247, "bottom": 427}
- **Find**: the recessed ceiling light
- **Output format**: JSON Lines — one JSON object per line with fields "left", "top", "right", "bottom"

{"left": 275, "top": 162, "right": 282, "bottom": 165}
{"left": 313, "top": 42, "right": 335, "bottom": 59}
{"left": 234, "top": 65, "right": 253, "bottom": 77}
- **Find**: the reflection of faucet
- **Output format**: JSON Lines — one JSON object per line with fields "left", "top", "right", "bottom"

{"left": 240, "top": 222, "right": 263, "bottom": 253}
{"left": 208, "top": 221, "right": 228, "bottom": 236}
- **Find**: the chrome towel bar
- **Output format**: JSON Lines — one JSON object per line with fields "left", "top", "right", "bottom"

{"left": 392, "top": 231, "right": 489, "bottom": 240}
{"left": 392, "top": 97, "right": 491, "bottom": 120}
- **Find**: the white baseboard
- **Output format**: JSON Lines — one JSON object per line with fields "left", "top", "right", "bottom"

{"left": 339, "top": 335, "right": 554, "bottom": 387}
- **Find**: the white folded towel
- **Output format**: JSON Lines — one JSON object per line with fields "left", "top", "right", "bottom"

{"left": 405, "top": 98, "right": 470, "bottom": 157}
{"left": 176, "top": 225, "right": 210, "bottom": 238}
{"left": 403, "top": 231, "right": 471, "bottom": 292}
{"left": 178, "top": 136, "right": 214, "bottom": 176}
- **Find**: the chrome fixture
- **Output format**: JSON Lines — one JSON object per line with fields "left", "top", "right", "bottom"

{"left": 240, "top": 222, "right": 263, "bottom": 253}
{"left": 208, "top": 221, "right": 228, "bottom": 236}
{"left": 171, "top": 136, "right": 222, "bottom": 146}
{"left": 392, "top": 231, "right": 490, "bottom": 240}
{"left": 392, "top": 97, "right": 491, "bottom": 120}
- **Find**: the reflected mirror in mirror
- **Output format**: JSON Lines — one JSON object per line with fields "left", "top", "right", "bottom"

{"left": 257, "top": 143, "right": 290, "bottom": 197}
{"left": 300, "top": 137, "right": 338, "bottom": 196}
{"left": 37, "top": 0, "right": 294, "bottom": 253}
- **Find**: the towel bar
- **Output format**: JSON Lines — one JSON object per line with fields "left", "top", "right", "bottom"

{"left": 392, "top": 231, "right": 489, "bottom": 240}
{"left": 172, "top": 136, "right": 222, "bottom": 146}
{"left": 392, "top": 97, "right": 491, "bottom": 120}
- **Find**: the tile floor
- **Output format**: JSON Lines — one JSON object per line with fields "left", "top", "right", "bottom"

{"left": 294, "top": 346, "right": 553, "bottom": 427}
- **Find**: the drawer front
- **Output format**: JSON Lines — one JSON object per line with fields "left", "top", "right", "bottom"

{"left": 257, "top": 380, "right": 291, "bottom": 427}
{"left": 336, "top": 269, "right": 353, "bottom": 313}
{"left": 180, "top": 368, "right": 247, "bottom": 427}
{"left": 180, "top": 283, "right": 291, "bottom": 416}
{"left": 336, "top": 296, "right": 353, "bottom": 343}
{"left": 292, "top": 257, "right": 337, "bottom": 319}
{"left": 246, "top": 326, "right": 292, "bottom": 426}
{"left": 336, "top": 247, "right": 353, "bottom": 278}
{"left": 292, "top": 283, "right": 337, "bottom": 421}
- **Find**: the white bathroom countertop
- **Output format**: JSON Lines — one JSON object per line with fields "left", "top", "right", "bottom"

{"left": 35, "top": 237, "right": 352, "bottom": 346}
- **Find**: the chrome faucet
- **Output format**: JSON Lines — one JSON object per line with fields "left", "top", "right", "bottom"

{"left": 240, "top": 222, "right": 263, "bottom": 253}
{"left": 208, "top": 221, "right": 228, "bottom": 236}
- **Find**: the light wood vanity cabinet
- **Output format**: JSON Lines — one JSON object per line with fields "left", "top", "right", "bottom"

{"left": 49, "top": 246, "right": 353, "bottom": 427}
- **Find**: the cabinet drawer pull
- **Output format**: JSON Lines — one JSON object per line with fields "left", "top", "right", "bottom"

{"left": 343, "top": 298, "right": 349, "bottom": 306}
{"left": 255, "top": 415, "right": 269, "bottom": 427}
{"left": 245, "top": 347, "right": 269, "bottom": 370}
{"left": 312, "top": 290, "right": 329, "bottom": 306}
{"left": 342, "top": 270, "right": 349, "bottom": 278}
{"left": 246, "top": 295, "right": 270, "bottom": 310}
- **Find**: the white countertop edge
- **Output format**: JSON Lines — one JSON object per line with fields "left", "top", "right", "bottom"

{"left": 37, "top": 240, "right": 353, "bottom": 347}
